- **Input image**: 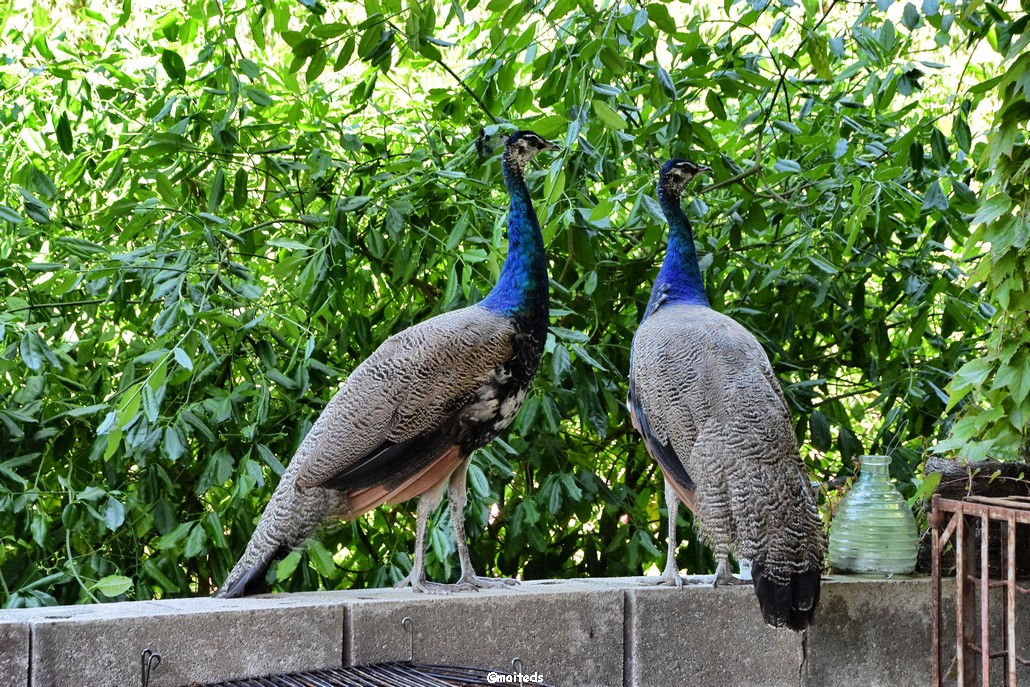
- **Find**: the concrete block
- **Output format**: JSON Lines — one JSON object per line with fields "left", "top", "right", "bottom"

{"left": 28, "top": 595, "right": 346, "bottom": 687}
{"left": 806, "top": 576, "right": 937, "bottom": 687}
{"left": 626, "top": 584, "right": 803, "bottom": 687}
{"left": 0, "top": 621, "right": 29, "bottom": 687}
{"left": 7, "top": 574, "right": 1027, "bottom": 686}
{"left": 343, "top": 579, "right": 625, "bottom": 687}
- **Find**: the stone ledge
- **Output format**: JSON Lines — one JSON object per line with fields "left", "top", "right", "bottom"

{"left": 0, "top": 576, "right": 967, "bottom": 687}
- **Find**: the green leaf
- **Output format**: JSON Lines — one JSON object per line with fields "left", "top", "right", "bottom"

{"left": 972, "top": 193, "right": 1012, "bottom": 226}
{"left": 58, "top": 403, "right": 109, "bottom": 419}
{"left": 161, "top": 49, "right": 186, "bottom": 84}
{"left": 233, "top": 168, "right": 249, "bottom": 209}
{"left": 20, "top": 188, "right": 50, "bottom": 223}
{"left": 656, "top": 66, "right": 676, "bottom": 98}
{"left": 154, "top": 522, "right": 191, "bottom": 550}
{"left": 244, "top": 87, "right": 274, "bottom": 107}
{"left": 807, "top": 256, "right": 840, "bottom": 274}
{"left": 56, "top": 113, "right": 73, "bottom": 154}
{"left": 93, "top": 575, "right": 133, "bottom": 597}
{"left": 97, "top": 411, "right": 118, "bottom": 435}
{"left": 834, "top": 138, "right": 849, "bottom": 159}
{"left": 810, "top": 411, "right": 832, "bottom": 451}
{"left": 142, "top": 560, "right": 179, "bottom": 593}
{"left": 953, "top": 115, "right": 971, "bottom": 152}
{"left": 337, "top": 195, "right": 371, "bottom": 212}
{"left": 105, "top": 496, "right": 125, "bottom": 531}
{"left": 773, "top": 120, "right": 802, "bottom": 135}
{"left": 142, "top": 384, "right": 160, "bottom": 423}
{"left": 30, "top": 515, "right": 48, "bottom": 546}
{"left": 646, "top": 3, "right": 676, "bottom": 33}
{"left": 921, "top": 181, "right": 948, "bottom": 212}
{"left": 0, "top": 204, "right": 24, "bottom": 224}
{"left": 706, "top": 91, "right": 727, "bottom": 120}
{"left": 947, "top": 358, "right": 993, "bottom": 409}
{"left": 307, "top": 48, "right": 328, "bottom": 82}
{"left": 267, "top": 238, "right": 313, "bottom": 251}
{"left": 591, "top": 99, "right": 627, "bottom": 130}
{"left": 570, "top": 344, "right": 607, "bottom": 371}
{"left": 207, "top": 167, "right": 225, "bottom": 212}
{"left": 184, "top": 523, "right": 206, "bottom": 558}
{"left": 172, "top": 346, "right": 193, "bottom": 371}
{"left": 773, "top": 159, "right": 802, "bottom": 173}
{"left": 307, "top": 539, "right": 336, "bottom": 576}
{"left": 19, "top": 332, "right": 45, "bottom": 371}
{"left": 902, "top": 3, "right": 919, "bottom": 30}
{"left": 930, "top": 126, "right": 949, "bottom": 165}
{"left": 266, "top": 369, "right": 297, "bottom": 389}
{"left": 276, "top": 550, "right": 303, "bottom": 581}
{"left": 78, "top": 485, "right": 106, "bottom": 502}
{"left": 992, "top": 363, "right": 1030, "bottom": 406}
{"left": 163, "top": 426, "right": 186, "bottom": 461}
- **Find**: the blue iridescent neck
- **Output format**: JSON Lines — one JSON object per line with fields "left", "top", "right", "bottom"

{"left": 479, "top": 162, "right": 549, "bottom": 322}
{"left": 644, "top": 185, "right": 709, "bottom": 315}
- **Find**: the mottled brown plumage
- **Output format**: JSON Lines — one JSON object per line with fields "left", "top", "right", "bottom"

{"left": 217, "top": 131, "right": 559, "bottom": 598}
{"left": 628, "top": 159, "right": 824, "bottom": 631}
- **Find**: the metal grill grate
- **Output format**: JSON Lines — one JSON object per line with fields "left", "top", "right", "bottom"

{"left": 191, "top": 663, "right": 553, "bottom": 687}
{"left": 931, "top": 494, "right": 1030, "bottom": 687}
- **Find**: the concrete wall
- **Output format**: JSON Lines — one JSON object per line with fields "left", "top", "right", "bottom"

{"left": 0, "top": 575, "right": 1006, "bottom": 687}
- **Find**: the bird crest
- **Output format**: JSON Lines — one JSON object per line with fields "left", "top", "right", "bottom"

{"left": 476, "top": 128, "right": 560, "bottom": 166}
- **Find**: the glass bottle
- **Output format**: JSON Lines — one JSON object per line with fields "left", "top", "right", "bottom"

{"left": 828, "top": 455, "right": 918, "bottom": 575}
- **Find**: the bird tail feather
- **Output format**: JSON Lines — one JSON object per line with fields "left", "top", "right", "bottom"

{"left": 215, "top": 459, "right": 340, "bottom": 598}
{"left": 752, "top": 562, "right": 821, "bottom": 631}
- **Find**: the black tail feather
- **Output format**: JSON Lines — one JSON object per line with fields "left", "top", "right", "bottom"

{"left": 214, "top": 545, "right": 287, "bottom": 599}
{"left": 752, "top": 562, "right": 821, "bottom": 631}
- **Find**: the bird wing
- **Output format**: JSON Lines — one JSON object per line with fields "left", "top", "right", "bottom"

{"left": 627, "top": 387, "right": 697, "bottom": 510}
{"left": 291, "top": 305, "right": 515, "bottom": 493}
{"left": 628, "top": 305, "right": 717, "bottom": 509}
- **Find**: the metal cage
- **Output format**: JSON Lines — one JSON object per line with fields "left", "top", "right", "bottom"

{"left": 931, "top": 494, "right": 1030, "bottom": 686}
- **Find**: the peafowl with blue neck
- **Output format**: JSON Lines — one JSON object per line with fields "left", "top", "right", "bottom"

{"left": 217, "top": 130, "right": 560, "bottom": 597}
{"left": 627, "top": 159, "right": 824, "bottom": 631}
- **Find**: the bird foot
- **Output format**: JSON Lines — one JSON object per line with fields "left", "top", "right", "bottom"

{"left": 713, "top": 565, "right": 749, "bottom": 588}
{"left": 641, "top": 566, "right": 685, "bottom": 587}
{"left": 395, "top": 573, "right": 463, "bottom": 595}
{"left": 396, "top": 571, "right": 511, "bottom": 594}
{"left": 455, "top": 573, "right": 519, "bottom": 590}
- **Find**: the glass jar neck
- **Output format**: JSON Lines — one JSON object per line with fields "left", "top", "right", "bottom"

{"left": 859, "top": 455, "right": 891, "bottom": 479}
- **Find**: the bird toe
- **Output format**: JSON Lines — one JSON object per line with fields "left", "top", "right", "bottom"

{"left": 456, "top": 573, "right": 518, "bottom": 590}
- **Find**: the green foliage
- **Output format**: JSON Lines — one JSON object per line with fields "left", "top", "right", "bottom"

{"left": 938, "top": 9, "right": 1030, "bottom": 461}
{"left": 0, "top": 0, "right": 1019, "bottom": 606}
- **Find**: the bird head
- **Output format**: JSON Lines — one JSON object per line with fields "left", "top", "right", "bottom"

{"left": 502, "top": 130, "right": 561, "bottom": 172}
{"left": 658, "top": 159, "right": 711, "bottom": 198}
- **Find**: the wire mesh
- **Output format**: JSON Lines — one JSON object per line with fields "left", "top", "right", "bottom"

{"left": 190, "top": 662, "right": 553, "bottom": 687}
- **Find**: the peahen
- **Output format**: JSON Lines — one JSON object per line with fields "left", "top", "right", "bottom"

{"left": 216, "top": 130, "right": 560, "bottom": 598}
{"left": 627, "top": 159, "right": 824, "bottom": 631}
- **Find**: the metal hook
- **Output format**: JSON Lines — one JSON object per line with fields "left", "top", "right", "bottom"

{"left": 512, "top": 656, "right": 524, "bottom": 687}
{"left": 141, "top": 649, "right": 161, "bottom": 687}
{"left": 401, "top": 616, "right": 414, "bottom": 663}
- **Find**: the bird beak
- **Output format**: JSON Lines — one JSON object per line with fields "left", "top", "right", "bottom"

{"left": 543, "top": 140, "right": 561, "bottom": 152}
{"left": 698, "top": 164, "right": 713, "bottom": 175}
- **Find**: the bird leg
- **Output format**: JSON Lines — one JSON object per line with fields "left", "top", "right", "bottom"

{"left": 643, "top": 479, "right": 684, "bottom": 587}
{"left": 712, "top": 553, "right": 749, "bottom": 587}
{"left": 448, "top": 459, "right": 518, "bottom": 590}
{"left": 396, "top": 483, "right": 464, "bottom": 594}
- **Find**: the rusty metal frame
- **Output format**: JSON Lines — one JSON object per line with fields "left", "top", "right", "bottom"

{"left": 931, "top": 494, "right": 1030, "bottom": 686}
